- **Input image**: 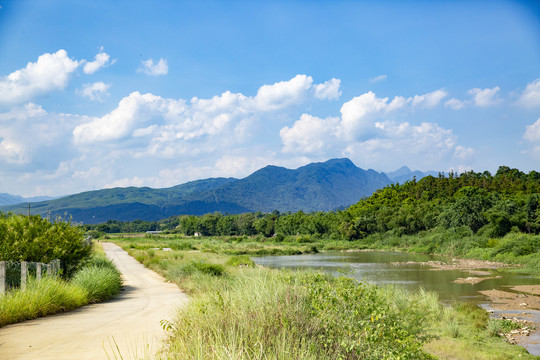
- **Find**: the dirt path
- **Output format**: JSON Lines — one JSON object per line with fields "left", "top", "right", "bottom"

{"left": 0, "top": 242, "right": 188, "bottom": 360}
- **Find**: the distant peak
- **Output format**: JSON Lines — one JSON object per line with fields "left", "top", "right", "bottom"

{"left": 396, "top": 165, "right": 411, "bottom": 172}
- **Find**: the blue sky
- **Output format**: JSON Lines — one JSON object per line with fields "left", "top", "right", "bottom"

{"left": 0, "top": 0, "right": 539, "bottom": 197}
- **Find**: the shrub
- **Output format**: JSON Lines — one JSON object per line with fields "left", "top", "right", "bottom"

{"left": 181, "top": 260, "right": 225, "bottom": 276}
{"left": 71, "top": 265, "right": 122, "bottom": 303}
{"left": 0, "top": 214, "right": 91, "bottom": 277}
{"left": 225, "top": 255, "right": 255, "bottom": 267}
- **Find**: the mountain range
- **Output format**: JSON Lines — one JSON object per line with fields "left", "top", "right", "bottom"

{"left": 0, "top": 159, "right": 436, "bottom": 224}
{"left": 0, "top": 193, "right": 57, "bottom": 207}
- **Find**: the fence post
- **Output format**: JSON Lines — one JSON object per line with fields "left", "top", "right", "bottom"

{"left": 0, "top": 262, "right": 5, "bottom": 295}
{"left": 47, "top": 262, "right": 52, "bottom": 277}
{"left": 36, "top": 263, "right": 42, "bottom": 281}
{"left": 21, "top": 261, "right": 28, "bottom": 290}
{"left": 54, "top": 260, "right": 60, "bottom": 277}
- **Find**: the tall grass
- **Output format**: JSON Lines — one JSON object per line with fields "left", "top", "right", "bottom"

{"left": 0, "top": 251, "right": 122, "bottom": 327}
{"left": 161, "top": 268, "right": 436, "bottom": 359}
{"left": 0, "top": 277, "right": 87, "bottom": 327}
{"left": 71, "top": 255, "right": 122, "bottom": 303}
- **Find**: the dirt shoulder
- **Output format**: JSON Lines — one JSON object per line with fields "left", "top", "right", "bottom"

{"left": 0, "top": 242, "right": 188, "bottom": 360}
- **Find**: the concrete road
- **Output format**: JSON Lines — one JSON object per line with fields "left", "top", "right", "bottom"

{"left": 0, "top": 242, "right": 188, "bottom": 359}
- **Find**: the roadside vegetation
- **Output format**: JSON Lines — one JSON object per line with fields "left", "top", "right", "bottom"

{"left": 0, "top": 214, "right": 122, "bottom": 327}
{"left": 111, "top": 236, "right": 537, "bottom": 359}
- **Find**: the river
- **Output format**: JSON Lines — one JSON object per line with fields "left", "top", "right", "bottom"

{"left": 253, "top": 250, "right": 540, "bottom": 304}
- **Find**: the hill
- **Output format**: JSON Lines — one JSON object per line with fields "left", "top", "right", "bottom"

{"left": 1, "top": 159, "right": 391, "bottom": 223}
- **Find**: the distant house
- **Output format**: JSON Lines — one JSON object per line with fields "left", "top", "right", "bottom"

{"left": 146, "top": 230, "right": 162, "bottom": 235}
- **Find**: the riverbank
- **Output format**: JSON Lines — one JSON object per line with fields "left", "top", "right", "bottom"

{"left": 109, "top": 234, "right": 539, "bottom": 359}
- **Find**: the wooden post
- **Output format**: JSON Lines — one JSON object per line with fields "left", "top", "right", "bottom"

{"left": 47, "top": 263, "right": 52, "bottom": 277}
{"left": 36, "top": 263, "right": 42, "bottom": 281}
{"left": 21, "top": 261, "right": 27, "bottom": 290}
{"left": 0, "top": 262, "right": 5, "bottom": 295}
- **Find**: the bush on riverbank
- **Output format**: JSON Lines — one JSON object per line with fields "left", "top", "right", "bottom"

{"left": 0, "top": 249, "right": 122, "bottom": 328}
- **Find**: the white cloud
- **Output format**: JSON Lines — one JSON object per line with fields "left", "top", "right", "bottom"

{"left": 370, "top": 74, "right": 387, "bottom": 83}
{"left": 73, "top": 75, "right": 338, "bottom": 162}
{"left": 445, "top": 98, "right": 465, "bottom": 110}
{"left": 280, "top": 89, "right": 470, "bottom": 169}
{"left": 468, "top": 86, "right": 501, "bottom": 107}
{"left": 517, "top": 79, "right": 540, "bottom": 108}
{"left": 82, "top": 47, "right": 112, "bottom": 74}
{"left": 138, "top": 57, "right": 168, "bottom": 75}
{"left": 0, "top": 103, "right": 79, "bottom": 166}
{"left": 339, "top": 91, "right": 406, "bottom": 140}
{"left": 410, "top": 89, "right": 448, "bottom": 108}
{"left": 524, "top": 118, "right": 540, "bottom": 143}
{"left": 454, "top": 145, "right": 475, "bottom": 159}
{"left": 314, "top": 78, "right": 341, "bottom": 100}
{"left": 73, "top": 91, "right": 181, "bottom": 144}
{"left": 252, "top": 74, "right": 313, "bottom": 111}
{"left": 78, "top": 81, "right": 111, "bottom": 101}
{"left": 0, "top": 50, "right": 79, "bottom": 106}
{"left": 280, "top": 114, "right": 340, "bottom": 154}
{"left": 343, "top": 121, "right": 457, "bottom": 169}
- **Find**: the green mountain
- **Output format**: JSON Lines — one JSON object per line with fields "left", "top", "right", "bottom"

{"left": 1, "top": 158, "right": 391, "bottom": 224}
{"left": 205, "top": 158, "right": 390, "bottom": 212}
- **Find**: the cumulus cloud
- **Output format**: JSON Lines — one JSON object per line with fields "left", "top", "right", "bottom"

{"left": 314, "top": 78, "right": 341, "bottom": 100}
{"left": 280, "top": 88, "right": 469, "bottom": 168}
{"left": 73, "top": 91, "right": 181, "bottom": 144}
{"left": 454, "top": 145, "right": 475, "bottom": 159}
{"left": 517, "top": 79, "right": 540, "bottom": 108}
{"left": 280, "top": 114, "right": 340, "bottom": 154}
{"left": 0, "top": 50, "right": 79, "bottom": 106}
{"left": 524, "top": 118, "right": 540, "bottom": 143}
{"left": 82, "top": 47, "right": 113, "bottom": 74}
{"left": 78, "top": 81, "right": 111, "bottom": 101}
{"left": 0, "top": 103, "right": 78, "bottom": 166}
{"left": 252, "top": 74, "right": 313, "bottom": 110}
{"left": 410, "top": 89, "right": 448, "bottom": 108}
{"left": 343, "top": 121, "right": 457, "bottom": 168}
{"left": 468, "top": 86, "right": 501, "bottom": 107}
{"left": 73, "top": 75, "right": 339, "bottom": 161}
{"left": 445, "top": 98, "right": 465, "bottom": 110}
{"left": 138, "top": 58, "right": 168, "bottom": 75}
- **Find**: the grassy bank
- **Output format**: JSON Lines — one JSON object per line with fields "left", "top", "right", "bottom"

{"left": 357, "top": 228, "right": 540, "bottom": 274}
{"left": 111, "top": 235, "right": 537, "bottom": 359}
{"left": 0, "top": 243, "right": 122, "bottom": 327}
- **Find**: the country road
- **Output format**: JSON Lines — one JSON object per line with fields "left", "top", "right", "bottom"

{"left": 0, "top": 242, "right": 188, "bottom": 360}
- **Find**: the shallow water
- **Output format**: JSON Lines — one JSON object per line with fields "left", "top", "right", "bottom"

{"left": 252, "top": 251, "right": 540, "bottom": 305}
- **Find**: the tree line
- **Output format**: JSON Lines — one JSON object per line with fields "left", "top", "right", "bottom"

{"left": 85, "top": 166, "right": 540, "bottom": 240}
